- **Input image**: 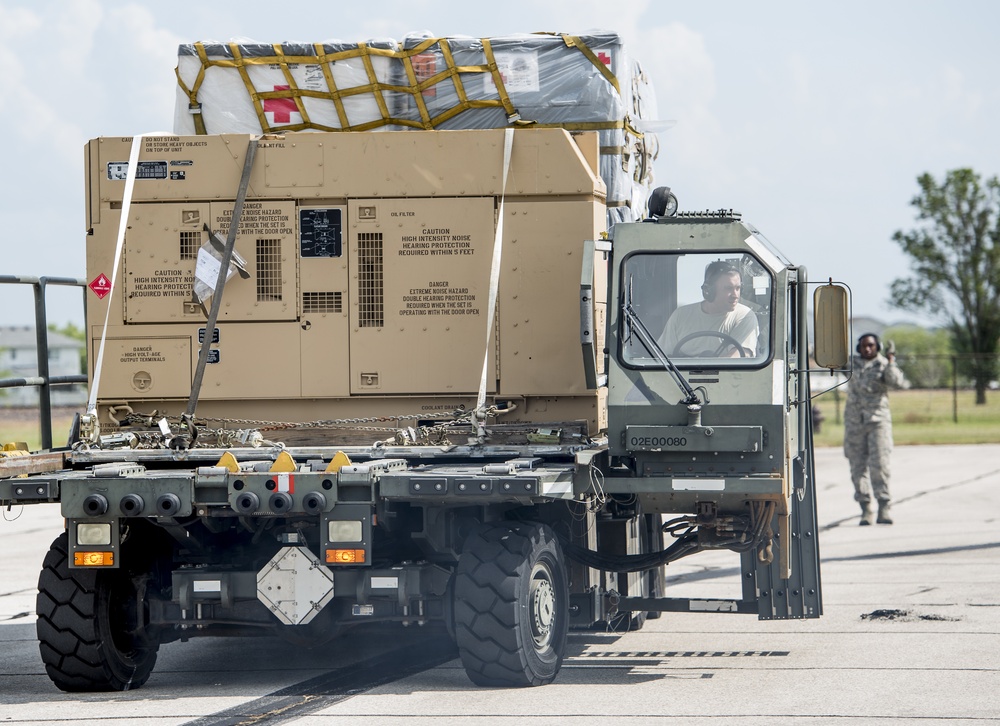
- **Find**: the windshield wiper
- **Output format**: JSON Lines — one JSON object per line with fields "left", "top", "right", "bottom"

{"left": 622, "top": 280, "right": 702, "bottom": 407}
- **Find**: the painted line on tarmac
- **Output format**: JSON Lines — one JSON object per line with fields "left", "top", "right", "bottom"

{"left": 182, "top": 635, "right": 457, "bottom": 726}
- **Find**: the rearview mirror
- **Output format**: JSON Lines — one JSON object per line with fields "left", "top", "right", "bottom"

{"left": 813, "top": 283, "right": 849, "bottom": 369}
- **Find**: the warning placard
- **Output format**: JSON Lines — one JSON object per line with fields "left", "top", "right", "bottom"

{"left": 130, "top": 269, "right": 194, "bottom": 299}
{"left": 214, "top": 202, "right": 293, "bottom": 236}
{"left": 398, "top": 227, "right": 475, "bottom": 257}
{"left": 399, "top": 280, "right": 480, "bottom": 317}
{"left": 89, "top": 273, "right": 112, "bottom": 299}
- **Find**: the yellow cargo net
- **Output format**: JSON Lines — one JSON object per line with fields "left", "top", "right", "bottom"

{"left": 176, "top": 34, "right": 644, "bottom": 138}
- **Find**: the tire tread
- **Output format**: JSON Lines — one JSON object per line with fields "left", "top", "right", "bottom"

{"left": 35, "top": 531, "right": 158, "bottom": 692}
{"left": 454, "top": 522, "right": 567, "bottom": 687}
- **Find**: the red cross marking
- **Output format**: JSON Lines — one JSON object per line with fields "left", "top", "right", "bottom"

{"left": 597, "top": 51, "right": 611, "bottom": 65}
{"left": 263, "top": 85, "right": 297, "bottom": 123}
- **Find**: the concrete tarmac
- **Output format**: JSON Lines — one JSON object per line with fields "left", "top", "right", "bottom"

{"left": 2, "top": 444, "right": 998, "bottom": 725}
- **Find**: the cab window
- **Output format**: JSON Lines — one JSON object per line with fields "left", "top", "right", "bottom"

{"left": 620, "top": 251, "right": 772, "bottom": 368}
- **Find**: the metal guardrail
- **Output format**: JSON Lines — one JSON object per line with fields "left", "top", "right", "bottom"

{"left": 0, "top": 275, "right": 88, "bottom": 450}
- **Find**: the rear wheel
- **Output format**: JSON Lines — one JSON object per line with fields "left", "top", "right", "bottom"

{"left": 36, "top": 531, "right": 161, "bottom": 691}
{"left": 454, "top": 522, "right": 568, "bottom": 687}
{"left": 645, "top": 514, "right": 667, "bottom": 620}
{"left": 598, "top": 513, "right": 661, "bottom": 631}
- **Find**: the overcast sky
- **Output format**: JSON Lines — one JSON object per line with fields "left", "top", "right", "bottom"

{"left": 1, "top": 0, "right": 998, "bottom": 329}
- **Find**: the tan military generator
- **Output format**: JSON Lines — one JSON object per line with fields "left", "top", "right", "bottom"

{"left": 3, "top": 126, "right": 850, "bottom": 693}
{"left": 84, "top": 128, "right": 607, "bottom": 435}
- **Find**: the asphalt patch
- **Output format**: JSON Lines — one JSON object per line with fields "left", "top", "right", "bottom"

{"left": 861, "top": 608, "right": 961, "bottom": 622}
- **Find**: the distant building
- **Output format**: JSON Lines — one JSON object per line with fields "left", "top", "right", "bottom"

{"left": 0, "top": 326, "right": 87, "bottom": 407}
{"left": 850, "top": 316, "right": 887, "bottom": 340}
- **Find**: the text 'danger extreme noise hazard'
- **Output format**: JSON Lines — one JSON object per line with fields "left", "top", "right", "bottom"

{"left": 400, "top": 280, "right": 480, "bottom": 317}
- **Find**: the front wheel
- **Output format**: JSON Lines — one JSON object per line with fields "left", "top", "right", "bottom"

{"left": 36, "top": 531, "right": 160, "bottom": 691}
{"left": 454, "top": 522, "right": 569, "bottom": 687}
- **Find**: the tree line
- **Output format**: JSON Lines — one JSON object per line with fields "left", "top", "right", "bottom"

{"left": 891, "top": 168, "right": 1000, "bottom": 404}
{"left": 879, "top": 324, "right": 997, "bottom": 391}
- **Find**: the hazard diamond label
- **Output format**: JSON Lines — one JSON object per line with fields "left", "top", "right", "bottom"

{"left": 89, "top": 273, "right": 112, "bottom": 299}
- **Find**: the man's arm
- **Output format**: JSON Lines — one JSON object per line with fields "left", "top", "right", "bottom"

{"left": 883, "top": 353, "right": 908, "bottom": 389}
{"left": 660, "top": 306, "right": 689, "bottom": 355}
{"left": 731, "top": 307, "right": 760, "bottom": 356}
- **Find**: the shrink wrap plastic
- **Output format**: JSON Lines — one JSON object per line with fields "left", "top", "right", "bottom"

{"left": 174, "top": 32, "right": 658, "bottom": 223}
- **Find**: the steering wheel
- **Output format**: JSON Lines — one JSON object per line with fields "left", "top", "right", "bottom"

{"left": 672, "top": 331, "right": 748, "bottom": 358}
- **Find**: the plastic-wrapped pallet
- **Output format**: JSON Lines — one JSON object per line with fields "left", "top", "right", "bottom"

{"left": 174, "top": 40, "right": 402, "bottom": 134}
{"left": 394, "top": 31, "right": 658, "bottom": 224}
{"left": 172, "top": 32, "right": 658, "bottom": 225}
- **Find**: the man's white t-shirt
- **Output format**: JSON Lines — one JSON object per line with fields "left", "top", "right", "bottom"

{"left": 660, "top": 302, "right": 759, "bottom": 357}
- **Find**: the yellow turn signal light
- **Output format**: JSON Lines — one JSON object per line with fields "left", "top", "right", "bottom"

{"left": 325, "top": 548, "right": 366, "bottom": 564}
{"left": 74, "top": 551, "right": 114, "bottom": 567}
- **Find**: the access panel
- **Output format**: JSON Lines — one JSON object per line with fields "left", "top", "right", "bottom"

{"left": 348, "top": 197, "right": 497, "bottom": 395}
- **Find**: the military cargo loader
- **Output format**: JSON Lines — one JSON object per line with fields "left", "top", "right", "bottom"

{"left": 1, "top": 126, "right": 849, "bottom": 691}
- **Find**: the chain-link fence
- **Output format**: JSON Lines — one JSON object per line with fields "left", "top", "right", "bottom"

{"left": 812, "top": 352, "right": 1000, "bottom": 447}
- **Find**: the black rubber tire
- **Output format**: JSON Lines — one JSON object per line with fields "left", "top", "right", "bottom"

{"left": 645, "top": 513, "right": 666, "bottom": 620}
{"left": 594, "top": 513, "right": 657, "bottom": 632}
{"left": 454, "top": 522, "right": 569, "bottom": 687}
{"left": 36, "top": 531, "right": 159, "bottom": 692}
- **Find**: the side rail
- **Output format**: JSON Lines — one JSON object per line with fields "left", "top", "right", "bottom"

{"left": 0, "top": 276, "right": 88, "bottom": 450}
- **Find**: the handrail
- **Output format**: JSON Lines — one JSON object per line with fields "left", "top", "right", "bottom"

{"left": 0, "top": 276, "right": 88, "bottom": 450}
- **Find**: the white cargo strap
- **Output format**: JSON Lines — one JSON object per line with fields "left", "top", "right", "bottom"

{"left": 88, "top": 134, "right": 148, "bottom": 415}
{"left": 474, "top": 128, "right": 514, "bottom": 436}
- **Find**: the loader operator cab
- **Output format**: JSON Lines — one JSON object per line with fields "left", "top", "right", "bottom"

{"left": 621, "top": 251, "right": 773, "bottom": 369}
{"left": 604, "top": 210, "right": 801, "bottom": 464}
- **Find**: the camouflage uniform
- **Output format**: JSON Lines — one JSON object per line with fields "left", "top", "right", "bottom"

{"left": 843, "top": 353, "right": 906, "bottom": 513}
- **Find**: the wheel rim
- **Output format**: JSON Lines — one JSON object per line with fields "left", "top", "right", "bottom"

{"left": 529, "top": 561, "right": 556, "bottom": 650}
{"left": 106, "top": 575, "right": 147, "bottom": 660}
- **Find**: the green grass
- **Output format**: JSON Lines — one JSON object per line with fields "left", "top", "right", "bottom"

{"left": 813, "top": 388, "right": 1000, "bottom": 447}
{"left": 0, "top": 410, "right": 77, "bottom": 452}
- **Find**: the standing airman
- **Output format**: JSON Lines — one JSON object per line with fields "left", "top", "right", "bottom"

{"left": 844, "top": 333, "right": 907, "bottom": 525}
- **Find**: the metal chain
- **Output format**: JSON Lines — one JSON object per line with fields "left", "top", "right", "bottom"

{"left": 122, "top": 409, "right": 477, "bottom": 431}
{"left": 111, "top": 406, "right": 506, "bottom": 449}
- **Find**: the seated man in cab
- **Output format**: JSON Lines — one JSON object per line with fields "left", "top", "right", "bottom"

{"left": 660, "top": 260, "right": 758, "bottom": 358}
